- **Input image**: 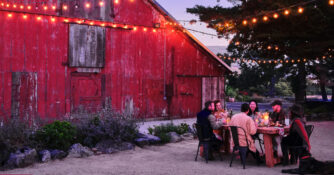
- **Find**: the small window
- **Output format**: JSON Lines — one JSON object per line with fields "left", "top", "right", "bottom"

{"left": 69, "top": 24, "right": 105, "bottom": 68}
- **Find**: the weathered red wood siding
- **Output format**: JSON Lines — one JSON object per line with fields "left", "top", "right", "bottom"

{"left": 0, "top": 0, "right": 228, "bottom": 120}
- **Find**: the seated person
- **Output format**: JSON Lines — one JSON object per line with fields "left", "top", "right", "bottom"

{"left": 229, "top": 103, "right": 262, "bottom": 163}
{"left": 213, "top": 100, "right": 228, "bottom": 140}
{"left": 270, "top": 100, "right": 287, "bottom": 157}
{"left": 281, "top": 104, "right": 311, "bottom": 165}
{"left": 197, "top": 101, "right": 224, "bottom": 159}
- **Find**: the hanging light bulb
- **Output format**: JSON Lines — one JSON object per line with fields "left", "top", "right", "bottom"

{"left": 1, "top": 3, "right": 4, "bottom": 7}
{"left": 101, "top": 23, "right": 106, "bottom": 27}
{"left": 22, "top": 15, "right": 28, "bottom": 19}
{"left": 263, "top": 16, "right": 268, "bottom": 21}
{"left": 52, "top": 5, "right": 56, "bottom": 10}
{"left": 7, "top": 13, "right": 13, "bottom": 18}
{"left": 43, "top": 6, "right": 48, "bottom": 10}
{"left": 330, "top": 0, "right": 334, "bottom": 5}
{"left": 85, "top": 3, "right": 91, "bottom": 8}
{"left": 133, "top": 27, "right": 137, "bottom": 31}
{"left": 74, "top": 3, "right": 79, "bottom": 8}
{"left": 63, "top": 5, "right": 68, "bottom": 10}
{"left": 27, "top": 5, "right": 32, "bottom": 10}
{"left": 13, "top": 4, "right": 17, "bottom": 8}
{"left": 267, "top": 46, "right": 272, "bottom": 50}
{"left": 143, "top": 28, "right": 147, "bottom": 32}
{"left": 284, "top": 10, "right": 290, "bottom": 15}
{"left": 252, "top": 18, "right": 257, "bottom": 23}
{"left": 99, "top": 1, "right": 104, "bottom": 6}
{"left": 242, "top": 20, "right": 247, "bottom": 25}
{"left": 273, "top": 13, "right": 279, "bottom": 19}
{"left": 115, "top": 0, "right": 119, "bottom": 4}
{"left": 298, "top": 7, "right": 304, "bottom": 13}
{"left": 20, "top": 5, "right": 24, "bottom": 9}
{"left": 36, "top": 16, "right": 42, "bottom": 21}
{"left": 51, "top": 17, "right": 56, "bottom": 22}
{"left": 6, "top": 4, "right": 10, "bottom": 8}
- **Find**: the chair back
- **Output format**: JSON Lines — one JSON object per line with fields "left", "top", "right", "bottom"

{"left": 193, "top": 123, "right": 208, "bottom": 142}
{"left": 305, "top": 125, "right": 314, "bottom": 138}
{"left": 230, "top": 126, "right": 249, "bottom": 148}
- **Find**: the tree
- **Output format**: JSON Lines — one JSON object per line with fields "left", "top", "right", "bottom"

{"left": 187, "top": 0, "right": 334, "bottom": 103}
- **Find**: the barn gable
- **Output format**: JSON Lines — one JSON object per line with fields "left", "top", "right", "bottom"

{"left": 0, "top": 0, "right": 231, "bottom": 119}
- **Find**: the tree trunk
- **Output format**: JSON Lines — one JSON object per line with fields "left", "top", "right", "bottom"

{"left": 320, "top": 82, "right": 328, "bottom": 101}
{"left": 295, "top": 63, "right": 307, "bottom": 103}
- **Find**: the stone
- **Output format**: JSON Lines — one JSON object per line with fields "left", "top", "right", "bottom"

{"left": 134, "top": 133, "right": 161, "bottom": 147}
{"left": 5, "top": 148, "right": 38, "bottom": 168}
{"left": 96, "top": 140, "right": 119, "bottom": 154}
{"left": 39, "top": 150, "right": 51, "bottom": 163}
{"left": 68, "top": 143, "right": 94, "bottom": 158}
{"left": 180, "top": 133, "right": 194, "bottom": 141}
{"left": 167, "top": 132, "right": 182, "bottom": 143}
{"left": 50, "top": 150, "right": 67, "bottom": 160}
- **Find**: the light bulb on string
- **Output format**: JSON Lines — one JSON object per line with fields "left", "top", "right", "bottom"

{"left": 273, "top": 13, "right": 279, "bottom": 19}
{"left": 85, "top": 3, "right": 91, "bottom": 8}
{"left": 99, "top": 1, "right": 104, "bottom": 6}
{"left": 298, "top": 7, "right": 304, "bottom": 13}
{"left": 13, "top": 4, "right": 17, "bottom": 8}
{"left": 52, "top": 5, "right": 56, "bottom": 10}
{"left": 36, "top": 16, "right": 42, "bottom": 21}
{"left": 115, "top": 0, "right": 119, "bottom": 4}
{"left": 22, "top": 15, "right": 28, "bottom": 20}
{"left": 263, "top": 16, "right": 268, "bottom": 21}
{"left": 252, "top": 18, "right": 257, "bottom": 23}
{"left": 1, "top": 3, "right": 4, "bottom": 7}
{"left": 143, "top": 28, "right": 147, "bottom": 32}
{"left": 6, "top": 4, "right": 10, "bottom": 8}
{"left": 51, "top": 17, "right": 56, "bottom": 22}
{"left": 20, "top": 5, "right": 24, "bottom": 9}
{"left": 27, "top": 5, "right": 31, "bottom": 10}
{"left": 242, "top": 20, "right": 247, "bottom": 25}
{"left": 330, "top": 0, "right": 334, "bottom": 5}
{"left": 133, "top": 27, "right": 137, "bottom": 31}
{"left": 284, "top": 10, "right": 290, "bottom": 15}
{"left": 7, "top": 13, "right": 13, "bottom": 18}
{"left": 43, "top": 6, "right": 48, "bottom": 10}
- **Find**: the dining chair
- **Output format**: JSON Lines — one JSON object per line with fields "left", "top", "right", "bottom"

{"left": 229, "top": 126, "right": 249, "bottom": 169}
{"left": 193, "top": 123, "right": 223, "bottom": 163}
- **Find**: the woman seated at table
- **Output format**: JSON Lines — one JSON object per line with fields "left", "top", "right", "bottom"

{"left": 248, "top": 100, "right": 261, "bottom": 122}
{"left": 212, "top": 100, "right": 228, "bottom": 139}
{"left": 281, "top": 104, "right": 311, "bottom": 165}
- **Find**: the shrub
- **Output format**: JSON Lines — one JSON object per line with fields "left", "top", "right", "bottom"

{"left": 147, "top": 123, "right": 190, "bottom": 143}
{"left": 34, "top": 121, "right": 77, "bottom": 151}
{"left": 72, "top": 107, "right": 138, "bottom": 148}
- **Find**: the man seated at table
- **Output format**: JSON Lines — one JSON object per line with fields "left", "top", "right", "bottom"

{"left": 270, "top": 100, "right": 287, "bottom": 157}
{"left": 281, "top": 104, "right": 311, "bottom": 165}
{"left": 229, "top": 103, "right": 262, "bottom": 163}
{"left": 197, "top": 101, "right": 224, "bottom": 159}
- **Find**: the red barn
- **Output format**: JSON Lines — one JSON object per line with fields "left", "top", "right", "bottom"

{"left": 0, "top": 0, "right": 232, "bottom": 120}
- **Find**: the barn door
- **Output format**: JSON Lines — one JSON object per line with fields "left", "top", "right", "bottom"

{"left": 176, "top": 77, "right": 201, "bottom": 118}
{"left": 202, "top": 77, "right": 225, "bottom": 108}
{"left": 71, "top": 73, "right": 105, "bottom": 113}
{"left": 11, "top": 72, "right": 37, "bottom": 119}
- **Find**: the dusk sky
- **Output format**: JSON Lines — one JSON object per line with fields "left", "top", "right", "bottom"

{"left": 155, "top": 0, "right": 233, "bottom": 47}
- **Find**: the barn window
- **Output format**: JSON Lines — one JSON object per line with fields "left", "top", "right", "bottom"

{"left": 69, "top": 24, "right": 105, "bottom": 68}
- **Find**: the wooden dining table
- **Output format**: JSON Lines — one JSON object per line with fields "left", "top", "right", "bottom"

{"left": 257, "top": 126, "right": 290, "bottom": 167}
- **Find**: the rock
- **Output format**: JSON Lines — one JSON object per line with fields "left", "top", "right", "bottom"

{"left": 95, "top": 140, "right": 134, "bottom": 154}
{"left": 134, "top": 133, "right": 161, "bottom": 147}
{"left": 167, "top": 132, "right": 182, "bottom": 143}
{"left": 5, "top": 148, "right": 38, "bottom": 168}
{"left": 180, "top": 133, "right": 194, "bottom": 141}
{"left": 68, "top": 143, "right": 93, "bottom": 158}
{"left": 50, "top": 150, "right": 67, "bottom": 160}
{"left": 39, "top": 150, "right": 51, "bottom": 163}
{"left": 134, "top": 138, "right": 150, "bottom": 147}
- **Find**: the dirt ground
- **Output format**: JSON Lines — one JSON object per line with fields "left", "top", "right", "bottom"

{"left": 3, "top": 121, "right": 334, "bottom": 175}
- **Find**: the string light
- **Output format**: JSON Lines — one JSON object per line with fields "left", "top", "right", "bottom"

{"left": 36, "top": 16, "right": 42, "bottom": 21}
{"left": 298, "top": 7, "right": 304, "bottom": 13}
{"left": 263, "top": 16, "right": 268, "bottom": 21}
{"left": 242, "top": 20, "right": 247, "bottom": 25}
{"left": 99, "top": 1, "right": 104, "bottom": 6}
{"left": 27, "top": 5, "right": 31, "bottom": 10}
{"left": 115, "top": 0, "right": 119, "bottom": 4}
{"left": 20, "top": 5, "right": 24, "bottom": 9}
{"left": 330, "top": 0, "right": 334, "bottom": 5}
{"left": 85, "top": 3, "right": 91, "bottom": 8}
{"left": 7, "top": 13, "right": 12, "bottom": 18}
{"left": 284, "top": 10, "right": 290, "bottom": 15}
{"left": 13, "top": 4, "right": 17, "bottom": 8}
{"left": 273, "top": 13, "right": 279, "bottom": 19}
{"left": 63, "top": 5, "right": 68, "bottom": 10}
{"left": 43, "top": 6, "right": 48, "bottom": 11}
{"left": 22, "top": 14, "right": 27, "bottom": 19}
{"left": 252, "top": 18, "right": 257, "bottom": 23}
{"left": 52, "top": 5, "right": 56, "bottom": 10}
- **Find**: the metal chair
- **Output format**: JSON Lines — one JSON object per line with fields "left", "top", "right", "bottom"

{"left": 288, "top": 124, "right": 314, "bottom": 164}
{"left": 229, "top": 126, "right": 250, "bottom": 169}
{"left": 193, "top": 123, "right": 223, "bottom": 163}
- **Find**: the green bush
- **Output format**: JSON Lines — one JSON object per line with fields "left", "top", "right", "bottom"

{"left": 34, "top": 121, "right": 77, "bottom": 151}
{"left": 226, "top": 86, "right": 238, "bottom": 98}
{"left": 147, "top": 123, "right": 189, "bottom": 144}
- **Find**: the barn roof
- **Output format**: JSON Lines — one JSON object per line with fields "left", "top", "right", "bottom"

{"left": 149, "top": 0, "right": 233, "bottom": 73}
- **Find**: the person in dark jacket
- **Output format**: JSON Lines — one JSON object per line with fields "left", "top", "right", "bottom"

{"left": 270, "top": 100, "right": 286, "bottom": 124}
{"left": 196, "top": 101, "right": 223, "bottom": 159}
{"left": 281, "top": 104, "right": 311, "bottom": 165}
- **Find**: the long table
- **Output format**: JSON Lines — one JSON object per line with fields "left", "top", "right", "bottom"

{"left": 257, "top": 126, "right": 290, "bottom": 167}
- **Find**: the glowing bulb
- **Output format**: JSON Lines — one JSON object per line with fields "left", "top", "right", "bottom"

{"left": 7, "top": 13, "right": 12, "bottom": 18}
{"left": 52, "top": 5, "right": 56, "bottom": 10}
{"left": 36, "top": 16, "right": 42, "bottom": 21}
{"left": 242, "top": 20, "right": 247, "bottom": 25}
{"left": 64, "top": 19, "right": 69, "bottom": 23}
{"left": 51, "top": 17, "right": 56, "bottom": 22}
{"left": 6, "top": 4, "right": 10, "bottom": 8}
{"left": 27, "top": 5, "right": 31, "bottom": 10}
{"left": 20, "top": 5, "right": 24, "bottom": 9}
{"left": 172, "top": 30, "right": 174, "bottom": 32}
{"left": 85, "top": 3, "right": 91, "bottom": 8}
{"left": 1, "top": 3, "right": 4, "bottom": 7}
{"left": 123, "top": 25, "right": 128, "bottom": 29}
{"left": 330, "top": 0, "right": 334, "bottom": 5}
{"left": 63, "top": 5, "right": 68, "bottom": 10}
{"left": 77, "top": 20, "right": 83, "bottom": 24}
{"left": 43, "top": 6, "right": 48, "bottom": 10}
{"left": 101, "top": 23, "right": 105, "bottom": 27}
{"left": 273, "top": 13, "right": 279, "bottom": 19}
{"left": 99, "top": 1, "right": 104, "bottom": 6}
{"left": 143, "top": 28, "right": 147, "bottom": 32}
{"left": 153, "top": 29, "right": 156, "bottom": 32}
{"left": 112, "top": 24, "right": 117, "bottom": 27}
{"left": 252, "top": 18, "right": 257, "bottom": 23}
{"left": 298, "top": 7, "right": 304, "bottom": 13}
{"left": 275, "top": 46, "right": 279, "bottom": 50}
{"left": 23, "top": 15, "right": 28, "bottom": 19}
{"left": 89, "top": 22, "right": 94, "bottom": 25}
{"left": 263, "top": 16, "right": 268, "bottom": 21}
{"left": 267, "top": 46, "right": 272, "bottom": 50}
{"left": 284, "top": 10, "right": 290, "bottom": 15}
{"left": 115, "top": 0, "right": 119, "bottom": 4}
{"left": 13, "top": 4, "right": 17, "bottom": 8}
{"left": 133, "top": 27, "right": 137, "bottom": 31}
